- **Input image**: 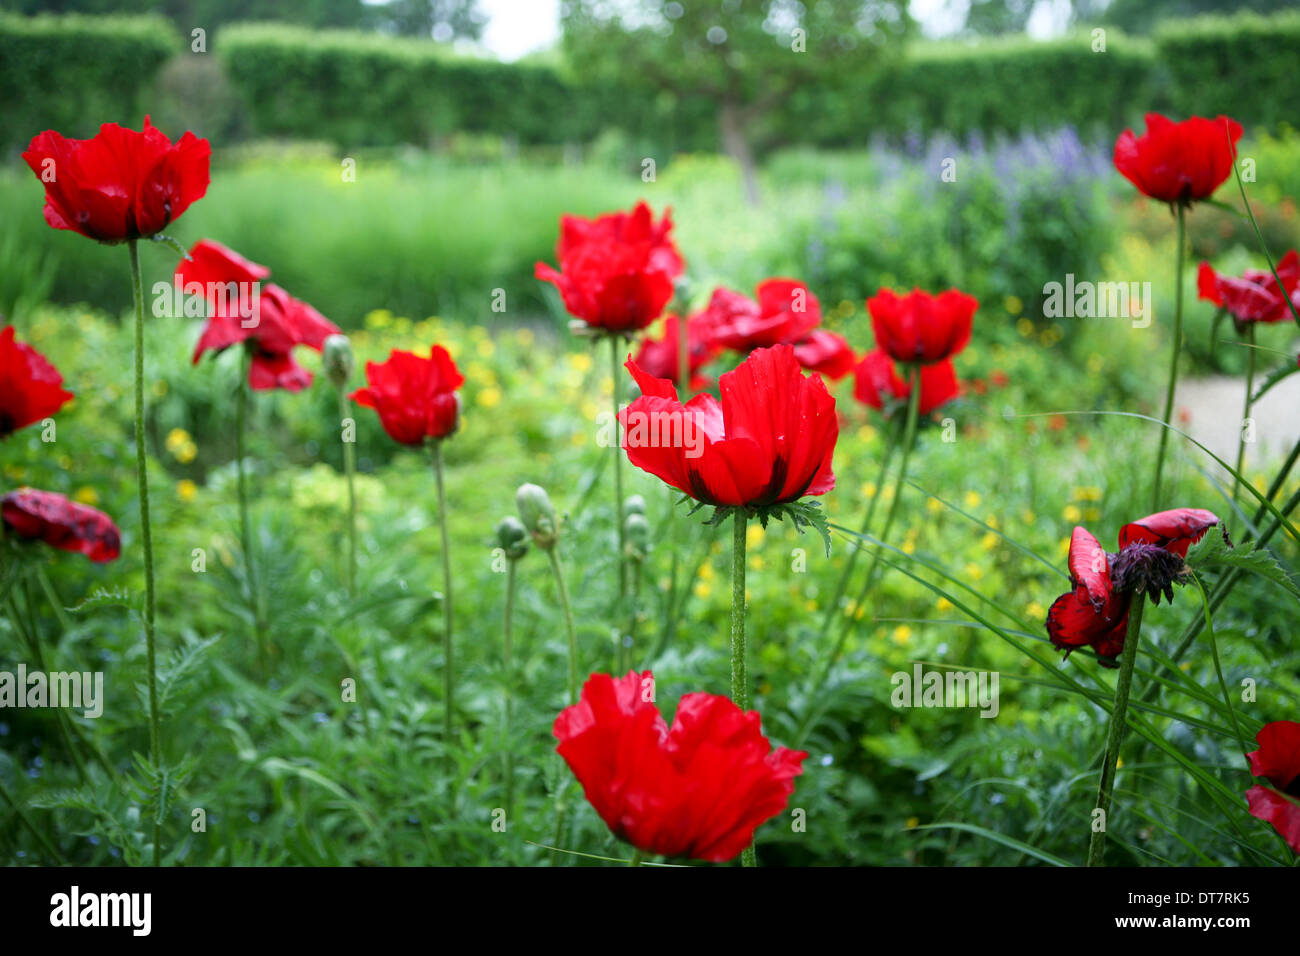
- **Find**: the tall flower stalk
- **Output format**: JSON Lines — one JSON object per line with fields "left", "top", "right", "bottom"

{"left": 1086, "top": 599, "right": 1145, "bottom": 867}
{"left": 324, "top": 335, "right": 358, "bottom": 596}
{"left": 1150, "top": 205, "right": 1186, "bottom": 510}
{"left": 128, "top": 239, "right": 163, "bottom": 867}
{"left": 495, "top": 517, "right": 529, "bottom": 821}
{"left": 431, "top": 440, "right": 455, "bottom": 748}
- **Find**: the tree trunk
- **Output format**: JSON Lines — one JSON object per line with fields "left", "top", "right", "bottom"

{"left": 719, "top": 99, "right": 760, "bottom": 207}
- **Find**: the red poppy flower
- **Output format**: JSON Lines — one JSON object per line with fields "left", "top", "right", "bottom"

{"left": 867, "top": 287, "right": 977, "bottom": 365}
{"left": 535, "top": 201, "right": 683, "bottom": 334}
{"left": 178, "top": 240, "right": 339, "bottom": 392}
{"left": 702, "top": 280, "right": 822, "bottom": 353}
{"left": 1117, "top": 508, "right": 1221, "bottom": 558}
{"left": 1197, "top": 250, "right": 1300, "bottom": 326}
{"left": 1046, "top": 508, "right": 1219, "bottom": 665}
{"left": 351, "top": 346, "right": 465, "bottom": 445}
{"left": 631, "top": 314, "right": 720, "bottom": 390}
{"left": 0, "top": 326, "right": 74, "bottom": 439}
{"left": 553, "top": 671, "right": 807, "bottom": 862}
{"left": 792, "top": 329, "right": 855, "bottom": 381}
{"left": 1245, "top": 720, "right": 1300, "bottom": 853}
{"left": 619, "top": 344, "right": 837, "bottom": 508}
{"left": 22, "top": 116, "right": 210, "bottom": 243}
{"left": 2, "top": 488, "right": 120, "bottom": 563}
{"left": 1113, "top": 113, "right": 1243, "bottom": 206}
{"left": 852, "top": 349, "right": 958, "bottom": 416}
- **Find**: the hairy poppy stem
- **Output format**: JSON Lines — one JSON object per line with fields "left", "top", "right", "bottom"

{"left": 1233, "top": 324, "right": 1256, "bottom": 506}
{"left": 128, "top": 239, "right": 162, "bottom": 867}
{"left": 235, "top": 346, "right": 265, "bottom": 668}
{"left": 338, "top": 388, "right": 358, "bottom": 598}
{"left": 503, "top": 557, "right": 517, "bottom": 822}
{"left": 797, "top": 366, "right": 920, "bottom": 745}
{"left": 815, "top": 418, "right": 901, "bottom": 641}
{"left": 1151, "top": 204, "right": 1186, "bottom": 510}
{"left": 611, "top": 335, "right": 627, "bottom": 615}
{"left": 730, "top": 509, "right": 757, "bottom": 868}
{"left": 547, "top": 547, "right": 579, "bottom": 704}
{"left": 431, "top": 441, "right": 455, "bottom": 752}
{"left": 1086, "top": 597, "right": 1146, "bottom": 867}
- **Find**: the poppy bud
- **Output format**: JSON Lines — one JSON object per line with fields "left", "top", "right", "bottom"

{"left": 322, "top": 334, "right": 354, "bottom": 388}
{"left": 624, "top": 512, "right": 650, "bottom": 561}
{"left": 495, "top": 516, "right": 529, "bottom": 561}
{"left": 624, "top": 494, "right": 646, "bottom": 516}
{"left": 516, "top": 483, "right": 558, "bottom": 550}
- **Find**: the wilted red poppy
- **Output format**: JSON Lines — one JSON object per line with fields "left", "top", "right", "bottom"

{"left": 702, "top": 280, "right": 822, "bottom": 353}
{"left": 792, "top": 329, "right": 855, "bottom": 381}
{"left": 867, "top": 288, "right": 977, "bottom": 365}
{"left": 553, "top": 671, "right": 807, "bottom": 862}
{"left": 1113, "top": 113, "right": 1243, "bottom": 206}
{"left": 1046, "top": 508, "right": 1219, "bottom": 665}
{"left": 619, "top": 344, "right": 836, "bottom": 508}
{"left": 1245, "top": 720, "right": 1300, "bottom": 853}
{"left": 2, "top": 488, "right": 120, "bottom": 563}
{"left": 1197, "top": 250, "right": 1300, "bottom": 326}
{"left": 22, "top": 116, "right": 210, "bottom": 243}
{"left": 852, "top": 348, "right": 958, "bottom": 417}
{"left": 351, "top": 346, "right": 464, "bottom": 445}
{"left": 535, "top": 201, "right": 683, "bottom": 334}
{"left": 0, "top": 326, "right": 74, "bottom": 439}
{"left": 178, "top": 240, "right": 339, "bottom": 392}
{"left": 1117, "top": 507, "right": 1221, "bottom": 558}
{"left": 631, "top": 314, "right": 720, "bottom": 390}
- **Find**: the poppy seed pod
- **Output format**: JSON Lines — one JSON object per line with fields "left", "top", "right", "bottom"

{"left": 495, "top": 516, "right": 529, "bottom": 561}
{"left": 516, "top": 483, "right": 558, "bottom": 550}
{"left": 624, "top": 494, "right": 646, "bottom": 516}
{"left": 323, "top": 334, "right": 355, "bottom": 388}
{"left": 624, "top": 512, "right": 650, "bottom": 561}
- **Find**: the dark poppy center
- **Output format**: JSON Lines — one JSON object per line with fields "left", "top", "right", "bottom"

{"left": 1110, "top": 541, "right": 1187, "bottom": 605}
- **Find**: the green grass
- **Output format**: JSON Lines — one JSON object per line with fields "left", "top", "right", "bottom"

{"left": 1, "top": 290, "right": 1296, "bottom": 865}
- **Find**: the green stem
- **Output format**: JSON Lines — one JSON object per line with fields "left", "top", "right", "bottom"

{"left": 1233, "top": 324, "right": 1256, "bottom": 506}
{"left": 0, "top": 778, "right": 65, "bottom": 863}
{"left": 339, "top": 388, "right": 358, "bottom": 598}
{"left": 548, "top": 547, "right": 579, "bottom": 703}
{"left": 729, "top": 509, "right": 756, "bottom": 869}
{"left": 503, "top": 558, "right": 516, "bottom": 823}
{"left": 1151, "top": 204, "right": 1186, "bottom": 510}
{"left": 623, "top": 556, "right": 642, "bottom": 672}
{"left": 730, "top": 509, "right": 749, "bottom": 712}
{"left": 35, "top": 565, "right": 73, "bottom": 632}
{"left": 676, "top": 315, "right": 691, "bottom": 398}
{"left": 815, "top": 420, "right": 900, "bottom": 640}
{"left": 235, "top": 345, "right": 266, "bottom": 668}
{"left": 799, "top": 365, "right": 920, "bottom": 743}
{"left": 1086, "top": 597, "right": 1146, "bottom": 867}
{"left": 431, "top": 441, "right": 455, "bottom": 751}
{"left": 628, "top": 849, "right": 644, "bottom": 867}
{"left": 128, "top": 239, "right": 162, "bottom": 868}
{"left": 14, "top": 579, "right": 87, "bottom": 783}
{"left": 610, "top": 334, "right": 627, "bottom": 621}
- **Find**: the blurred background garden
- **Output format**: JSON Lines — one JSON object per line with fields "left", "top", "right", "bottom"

{"left": 2, "top": 0, "right": 1299, "bottom": 867}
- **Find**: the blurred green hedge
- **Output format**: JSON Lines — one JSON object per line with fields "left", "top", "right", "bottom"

{"left": 1156, "top": 12, "right": 1300, "bottom": 128}
{"left": 5, "top": 10, "right": 1300, "bottom": 154}
{"left": 0, "top": 12, "right": 175, "bottom": 153}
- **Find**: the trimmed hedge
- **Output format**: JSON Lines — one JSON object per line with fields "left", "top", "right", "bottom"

{"left": 5, "top": 10, "right": 1300, "bottom": 157}
{"left": 0, "top": 13, "right": 176, "bottom": 153}
{"left": 1156, "top": 12, "right": 1300, "bottom": 128}
{"left": 866, "top": 33, "right": 1159, "bottom": 140}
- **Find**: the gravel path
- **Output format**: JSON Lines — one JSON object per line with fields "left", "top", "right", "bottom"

{"left": 1174, "top": 374, "right": 1299, "bottom": 474}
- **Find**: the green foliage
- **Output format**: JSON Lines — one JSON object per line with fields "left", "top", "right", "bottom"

{"left": 0, "top": 11, "right": 176, "bottom": 152}
{"left": 1156, "top": 12, "right": 1300, "bottom": 128}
